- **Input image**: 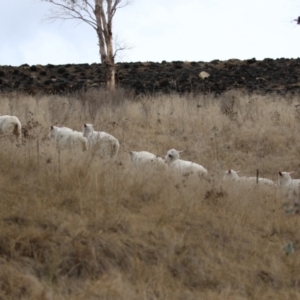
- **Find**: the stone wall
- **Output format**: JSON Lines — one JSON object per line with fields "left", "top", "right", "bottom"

{"left": 0, "top": 58, "right": 300, "bottom": 95}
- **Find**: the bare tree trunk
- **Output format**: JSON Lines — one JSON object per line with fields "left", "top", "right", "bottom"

{"left": 106, "top": 61, "right": 115, "bottom": 91}
{"left": 95, "top": 0, "right": 116, "bottom": 91}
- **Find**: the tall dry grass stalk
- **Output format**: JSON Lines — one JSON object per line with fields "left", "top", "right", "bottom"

{"left": 0, "top": 90, "right": 300, "bottom": 299}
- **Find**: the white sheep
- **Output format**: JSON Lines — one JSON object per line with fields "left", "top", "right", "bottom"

{"left": 223, "top": 169, "right": 276, "bottom": 186}
{"left": 130, "top": 151, "right": 157, "bottom": 164}
{"left": 0, "top": 115, "right": 22, "bottom": 141}
{"left": 164, "top": 149, "right": 208, "bottom": 178}
{"left": 82, "top": 123, "right": 119, "bottom": 159}
{"left": 130, "top": 151, "right": 167, "bottom": 170}
{"left": 278, "top": 171, "right": 300, "bottom": 203}
{"left": 48, "top": 125, "right": 87, "bottom": 152}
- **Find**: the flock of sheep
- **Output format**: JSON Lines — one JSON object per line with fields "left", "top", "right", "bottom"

{"left": 1, "top": 114, "right": 300, "bottom": 206}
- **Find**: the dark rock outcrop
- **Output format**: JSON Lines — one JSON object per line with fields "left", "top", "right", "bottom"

{"left": 1, "top": 58, "right": 300, "bottom": 95}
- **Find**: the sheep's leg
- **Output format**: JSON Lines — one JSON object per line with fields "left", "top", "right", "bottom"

{"left": 14, "top": 134, "right": 18, "bottom": 144}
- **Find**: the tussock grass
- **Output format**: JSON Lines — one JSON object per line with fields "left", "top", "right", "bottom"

{"left": 0, "top": 90, "right": 300, "bottom": 299}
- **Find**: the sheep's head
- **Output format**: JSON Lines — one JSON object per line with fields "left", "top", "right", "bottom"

{"left": 151, "top": 156, "right": 166, "bottom": 165}
{"left": 165, "top": 149, "right": 182, "bottom": 164}
{"left": 155, "top": 156, "right": 165, "bottom": 163}
{"left": 83, "top": 123, "right": 93, "bottom": 137}
{"left": 48, "top": 125, "right": 57, "bottom": 139}
{"left": 278, "top": 171, "right": 293, "bottom": 186}
{"left": 223, "top": 169, "right": 240, "bottom": 181}
{"left": 129, "top": 151, "right": 137, "bottom": 162}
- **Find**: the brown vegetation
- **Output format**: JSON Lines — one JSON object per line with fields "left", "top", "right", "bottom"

{"left": 0, "top": 90, "right": 300, "bottom": 299}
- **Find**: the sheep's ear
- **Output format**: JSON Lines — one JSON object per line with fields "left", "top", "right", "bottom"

{"left": 84, "top": 124, "right": 87, "bottom": 127}
{"left": 50, "top": 125, "right": 53, "bottom": 129}
{"left": 228, "top": 169, "right": 232, "bottom": 173}
{"left": 236, "top": 171, "right": 240, "bottom": 174}
{"left": 178, "top": 150, "right": 184, "bottom": 153}
{"left": 278, "top": 171, "right": 282, "bottom": 176}
{"left": 289, "top": 172, "right": 294, "bottom": 175}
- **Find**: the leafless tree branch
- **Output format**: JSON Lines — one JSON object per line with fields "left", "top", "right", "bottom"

{"left": 113, "top": 35, "right": 133, "bottom": 60}
{"left": 41, "top": 0, "right": 132, "bottom": 91}
{"left": 42, "top": 0, "right": 97, "bottom": 29}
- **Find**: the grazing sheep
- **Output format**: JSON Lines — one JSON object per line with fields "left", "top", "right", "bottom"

{"left": 223, "top": 169, "right": 276, "bottom": 186}
{"left": 130, "top": 151, "right": 157, "bottom": 164}
{"left": 164, "top": 149, "right": 208, "bottom": 177}
{"left": 48, "top": 125, "right": 87, "bottom": 152}
{"left": 0, "top": 115, "right": 22, "bottom": 141}
{"left": 278, "top": 171, "right": 300, "bottom": 203}
{"left": 82, "top": 123, "right": 119, "bottom": 159}
{"left": 130, "top": 151, "right": 167, "bottom": 170}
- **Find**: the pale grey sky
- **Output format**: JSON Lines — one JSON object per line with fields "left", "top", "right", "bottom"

{"left": 0, "top": 0, "right": 299, "bottom": 66}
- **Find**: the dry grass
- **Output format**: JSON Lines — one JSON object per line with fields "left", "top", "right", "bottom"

{"left": 0, "top": 90, "right": 300, "bottom": 299}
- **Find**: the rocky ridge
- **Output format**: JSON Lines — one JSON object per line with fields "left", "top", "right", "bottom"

{"left": 0, "top": 58, "right": 300, "bottom": 95}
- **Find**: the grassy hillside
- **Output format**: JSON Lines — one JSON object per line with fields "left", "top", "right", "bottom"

{"left": 0, "top": 90, "right": 300, "bottom": 299}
